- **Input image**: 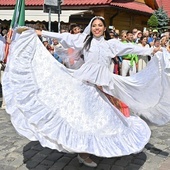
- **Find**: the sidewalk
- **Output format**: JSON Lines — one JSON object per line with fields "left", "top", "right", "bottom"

{"left": 0, "top": 108, "right": 170, "bottom": 170}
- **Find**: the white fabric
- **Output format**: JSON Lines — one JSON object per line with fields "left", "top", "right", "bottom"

{"left": 41, "top": 30, "right": 170, "bottom": 125}
{"left": 2, "top": 29, "right": 152, "bottom": 157}
{"left": 2, "top": 28, "right": 170, "bottom": 158}
{"left": 0, "top": 35, "right": 5, "bottom": 61}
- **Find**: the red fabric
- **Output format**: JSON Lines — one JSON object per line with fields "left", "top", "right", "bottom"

{"left": 102, "top": 91, "right": 130, "bottom": 117}
{"left": 119, "top": 101, "right": 130, "bottom": 117}
{"left": 114, "top": 64, "right": 119, "bottom": 75}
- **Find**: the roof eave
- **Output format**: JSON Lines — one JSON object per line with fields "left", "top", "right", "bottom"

{"left": 144, "top": 0, "right": 159, "bottom": 10}
{"left": 111, "top": 6, "right": 152, "bottom": 15}
{"left": 61, "top": 4, "right": 111, "bottom": 10}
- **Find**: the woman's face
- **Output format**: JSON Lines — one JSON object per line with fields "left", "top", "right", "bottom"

{"left": 91, "top": 19, "right": 106, "bottom": 38}
{"left": 161, "top": 36, "right": 168, "bottom": 46}
{"left": 121, "top": 32, "right": 127, "bottom": 41}
{"left": 141, "top": 37, "right": 148, "bottom": 45}
{"left": 154, "top": 40, "right": 160, "bottom": 47}
{"left": 72, "top": 26, "right": 81, "bottom": 34}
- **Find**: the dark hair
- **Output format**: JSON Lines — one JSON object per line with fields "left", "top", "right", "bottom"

{"left": 83, "top": 17, "right": 111, "bottom": 51}
{"left": 69, "top": 24, "right": 81, "bottom": 34}
{"left": 126, "top": 31, "right": 133, "bottom": 35}
{"left": 139, "top": 36, "right": 148, "bottom": 43}
{"left": 155, "top": 37, "right": 160, "bottom": 41}
{"left": 113, "top": 32, "right": 119, "bottom": 38}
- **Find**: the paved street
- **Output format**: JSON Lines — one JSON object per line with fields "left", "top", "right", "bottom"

{"left": 0, "top": 107, "right": 170, "bottom": 170}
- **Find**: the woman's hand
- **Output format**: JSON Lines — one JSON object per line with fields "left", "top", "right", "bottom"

{"left": 152, "top": 47, "right": 162, "bottom": 55}
{"left": 6, "top": 37, "right": 11, "bottom": 44}
{"left": 16, "top": 27, "right": 29, "bottom": 34}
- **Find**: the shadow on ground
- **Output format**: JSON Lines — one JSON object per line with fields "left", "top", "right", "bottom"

{"left": 22, "top": 141, "right": 151, "bottom": 170}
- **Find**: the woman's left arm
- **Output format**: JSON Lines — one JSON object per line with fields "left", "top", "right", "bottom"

{"left": 108, "top": 39, "right": 160, "bottom": 57}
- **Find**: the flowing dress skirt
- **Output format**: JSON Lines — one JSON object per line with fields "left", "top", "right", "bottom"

{"left": 2, "top": 29, "right": 165, "bottom": 158}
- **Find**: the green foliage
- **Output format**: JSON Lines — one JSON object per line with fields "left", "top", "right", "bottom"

{"left": 154, "top": 7, "right": 169, "bottom": 33}
{"left": 147, "top": 14, "right": 158, "bottom": 28}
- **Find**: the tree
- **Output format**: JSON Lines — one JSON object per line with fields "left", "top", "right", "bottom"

{"left": 147, "top": 14, "right": 158, "bottom": 28}
{"left": 154, "top": 7, "right": 169, "bottom": 33}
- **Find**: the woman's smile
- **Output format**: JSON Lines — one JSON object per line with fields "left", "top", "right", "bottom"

{"left": 91, "top": 19, "right": 106, "bottom": 38}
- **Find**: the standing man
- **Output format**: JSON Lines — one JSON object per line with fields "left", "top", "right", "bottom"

{"left": 0, "top": 25, "right": 6, "bottom": 109}
{"left": 0, "top": 25, "right": 5, "bottom": 61}
{"left": 121, "top": 31, "right": 138, "bottom": 76}
{"left": 0, "top": 26, "right": 11, "bottom": 109}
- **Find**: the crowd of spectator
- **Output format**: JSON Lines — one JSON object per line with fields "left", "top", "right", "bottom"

{"left": 108, "top": 27, "right": 170, "bottom": 76}
{"left": 35, "top": 23, "right": 170, "bottom": 77}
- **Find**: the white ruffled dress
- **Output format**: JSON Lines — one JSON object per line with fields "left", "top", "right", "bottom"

{"left": 2, "top": 29, "right": 170, "bottom": 158}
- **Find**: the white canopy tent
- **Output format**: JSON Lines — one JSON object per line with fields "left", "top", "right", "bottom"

{"left": 0, "top": 9, "right": 86, "bottom": 22}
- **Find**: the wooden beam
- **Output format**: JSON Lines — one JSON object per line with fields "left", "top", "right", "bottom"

{"left": 144, "top": 0, "right": 159, "bottom": 10}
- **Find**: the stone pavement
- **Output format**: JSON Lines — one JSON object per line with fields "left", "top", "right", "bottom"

{"left": 0, "top": 109, "right": 170, "bottom": 170}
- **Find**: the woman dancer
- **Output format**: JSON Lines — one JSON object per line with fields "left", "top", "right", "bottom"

{"left": 3, "top": 16, "right": 170, "bottom": 168}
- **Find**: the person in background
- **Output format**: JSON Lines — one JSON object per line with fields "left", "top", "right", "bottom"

{"left": 161, "top": 32, "right": 170, "bottom": 49}
{"left": 118, "top": 30, "right": 128, "bottom": 74}
{"left": 51, "top": 38, "right": 63, "bottom": 63}
{"left": 120, "top": 30, "right": 127, "bottom": 42}
{"left": 137, "top": 36, "right": 150, "bottom": 72}
{"left": 121, "top": 31, "right": 139, "bottom": 76}
{"left": 65, "top": 24, "right": 84, "bottom": 69}
{"left": 69, "top": 24, "right": 82, "bottom": 34}
{"left": 108, "top": 25, "right": 115, "bottom": 33}
{"left": 0, "top": 26, "right": 5, "bottom": 61}
{"left": 114, "top": 29, "right": 120, "bottom": 39}
{"left": 109, "top": 29, "right": 119, "bottom": 74}
{"left": 60, "top": 29, "right": 68, "bottom": 33}
{"left": 1, "top": 29, "right": 8, "bottom": 37}
{"left": 134, "top": 30, "right": 143, "bottom": 44}
{"left": 109, "top": 29, "right": 114, "bottom": 39}
{"left": 132, "top": 28, "right": 138, "bottom": 42}
{"left": 143, "top": 29, "right": 149, "bottom": 38}
{"left": 160, "top": 35, "right": 168, "bottom": 48}
{"left": 163, "top": 31, "right": 170, "bottom": 43}
{"left": 148, "top": 29, "right": 158, "bottom": 47}
{"left": 152, "top": 37, "right": 161, "bottom": 48}
{"left": 147, "top": 29, "right": 153, "bottom": 44}
{"left": 41, "top": 37, "right": 54, "bottom": 55}
{"left": 0, "top": 27, "right": 11, "bottom": 109}
{"left": 160, "top": 35, "right": 170, "bottom": 52}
